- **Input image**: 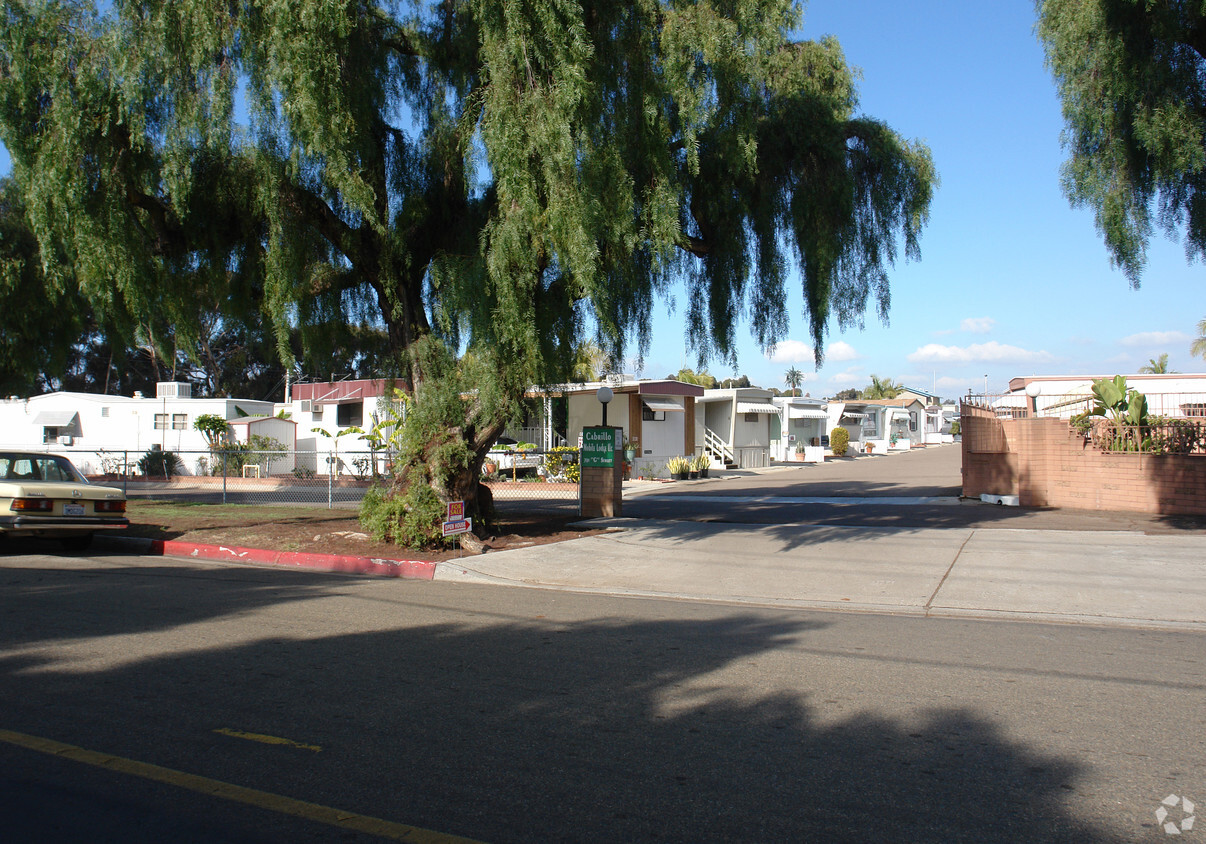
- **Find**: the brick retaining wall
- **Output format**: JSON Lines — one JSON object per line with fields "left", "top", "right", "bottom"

{"left": 961, "top": 404, "right": 1206, "bottom": 515}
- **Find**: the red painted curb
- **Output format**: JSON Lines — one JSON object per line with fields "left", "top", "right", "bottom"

{"left": 148, "top": 539, "right": 436, "bottom": 580}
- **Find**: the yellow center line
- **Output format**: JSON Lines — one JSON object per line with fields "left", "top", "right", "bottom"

{"left": 0, "top": 728, "right": 485, "bottom": 844}
{"left": 213, "top": 728, "right": 323, "bottom": 752}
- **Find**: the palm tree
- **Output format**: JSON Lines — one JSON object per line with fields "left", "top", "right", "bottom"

{"left": 1193, "top": 318, "right": 1206, "bottom": 361}
{"left": 784, "top": 366, "right": 803, "bottom": 397}
{"left": 1138, "top": 353, "right": 1175, "bottom": 374}
{"left": 861, "top": 374, "right": 903, "bottom": 400}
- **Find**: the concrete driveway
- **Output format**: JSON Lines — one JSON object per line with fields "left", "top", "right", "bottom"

{"left": 437, "top": 445, "right": 1206, "bottom": 629}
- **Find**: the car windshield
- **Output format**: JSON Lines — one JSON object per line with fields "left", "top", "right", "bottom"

{"left": 0, "top": 453, "right": 88, "bottom": 483}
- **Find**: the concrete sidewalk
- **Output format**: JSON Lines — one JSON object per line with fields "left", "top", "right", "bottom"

{"left": 434, "top": 519, "right": 1206, "bottom": 630}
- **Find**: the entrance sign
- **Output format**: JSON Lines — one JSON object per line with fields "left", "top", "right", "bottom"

{"left": 581, "top": 427, "right": 617, "bottom": 468}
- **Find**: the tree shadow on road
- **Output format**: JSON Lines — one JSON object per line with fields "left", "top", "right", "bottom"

{"left": 0, "top": 567, "right": 1126, "bottom": 842}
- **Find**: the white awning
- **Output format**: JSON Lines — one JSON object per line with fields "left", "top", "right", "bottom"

{"left": 889, "top": 408, "right": 911, "bottom": 420}
{"left": 642, "top": 397, "right": 685, "bottom": 413}
{"left": 736, "top": 401, "right": 779, "bottom": 414}
{"left": 33, "top": 410, "right": 79, "bottom": 429}
{"left": 840, "top": 412, "right": 868, "bottom": 420}
{"left": 788, "top": 407, "right": 828, "bottom": 419}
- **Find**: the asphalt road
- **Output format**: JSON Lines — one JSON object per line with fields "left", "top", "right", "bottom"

{"left": 626, "top": 445, "right": 1206, "bottom": 533}
{"left": 1, "top": 550, "right": 1203, "bottom": 842}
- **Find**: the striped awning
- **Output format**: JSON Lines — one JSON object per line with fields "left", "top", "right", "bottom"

{"left": 736, "top": 401, "right": 778, "bottom": 414}
{"left": 788, "top": 407, "right": 828, "bottom": 419}
{"left": 840, "top": 412, "right": 868, "bottom": 421}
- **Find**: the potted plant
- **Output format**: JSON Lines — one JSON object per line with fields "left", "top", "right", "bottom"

{"left": 693, "top": 453, "right": 710, "bottom": 478}
{"left": 667, "top": 455, "right": 690, "bottom": 480}
{"left": 794, "top": 442, "right": 806, "bottom": 462}
{"left": 623, "top": 438, "right": 637, "bottom": 463}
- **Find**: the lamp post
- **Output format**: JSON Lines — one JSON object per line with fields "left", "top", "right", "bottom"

{"left": 596, "top": 386, "right": 613, "bottom": 427}
{"left": 1025, "top": 380, "right": 1042, "bottom": 417}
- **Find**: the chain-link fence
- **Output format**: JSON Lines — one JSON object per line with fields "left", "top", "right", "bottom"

{"left": 52, "top": 446, "right": 584, "bottom": 513}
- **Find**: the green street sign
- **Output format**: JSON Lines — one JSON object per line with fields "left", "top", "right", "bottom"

{"left": 581, "top": 427, "right": 617, "bottom": 468}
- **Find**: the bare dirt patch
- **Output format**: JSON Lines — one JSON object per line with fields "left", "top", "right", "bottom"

{"left": 125, "top": 501, "right": 602, "bottom": 562}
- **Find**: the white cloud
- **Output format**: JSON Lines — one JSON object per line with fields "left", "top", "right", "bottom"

{"left": 935, "top": 376, "right": 969, "bottom": 392}
{"left": 766, "top": 338, "right": 860, "bottom": 364}
{"left": 827, "top": 366, "right": 865, "bottom": 384}
{"left": 960, "top": 317, "right": 996, "bottom": 334}
{"left": 765, "top": 339, "right": 815, "bottom": 363}
{"left": 1119, "top": 330, "right": 1190, "bottom": 348}
{"left": 907, "top": 341, "right": 1055, "bottom": 365}
{"left": 825, "top": 341, "right": 860, "bottom": 362}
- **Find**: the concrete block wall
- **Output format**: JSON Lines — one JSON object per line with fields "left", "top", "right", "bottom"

{"left": 961, "top": 408, "right": 1206, "bottom": 515}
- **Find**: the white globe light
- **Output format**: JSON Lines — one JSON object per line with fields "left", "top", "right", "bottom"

{"left": 1024, "top": 381, "right": 1042, "bottom": 398}
{"left": 596, "top": 386, "right": 613, "bottom": 404}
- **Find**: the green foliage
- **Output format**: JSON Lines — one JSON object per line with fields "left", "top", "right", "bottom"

{"left": 248, "top": 434, "right": 286, "bottom": 474}
{"left": 1088, "top": 375, "right": 1151, "bottom": 451}
{"left": 0, "top": 178, "right": 88, "bottom": 395}
{"left": 544, "top": 446, "right": 580, "bottom": 483}
{"left": 829, "top": 426, "right": 850, "bottom": 456}
{"left": 1069, "top": 411, "right": 1092, "bottom": 436}
{"left": 1138, "top": 353, "right": 1173, "bottom": 374}
{"left": 1, "top": 1, "right": 936, "bottom": 529}
{"left": 210, "top": 443, "right": 251, "bottom": 476}
{"left": 667, "top": 456, "right": 691, "bottom": 475}
{"left": 861, "top": 375, "right": 903, "bottom": 400}
{"left": 784, "top": 367, "right": 804, "bottom": 396}
{"left": 359, "top": 482, "right": 445, "bottom": 548}
{"left": 949, "top": 419, "right": 961, "bottom": 436}
{"left": 1193, "top": 318, "right": 1206, "bottom": 361}
{"left": 671, "top": 368, "right": 718, "bottom": 389}
{"left": 1037, "top": 0, "right": 1206, "bottom": 281}
{"left": 830, "top": 388, "right": 860, "bottom": 401}
{"left": 1147, "top": 416, "right": 1203, "bottom": 455}
{"left": 137, "top": 449, "right": 182, "bottom": 478}
{"left": 193, "top": 413, "right": 229, "bottom": 447}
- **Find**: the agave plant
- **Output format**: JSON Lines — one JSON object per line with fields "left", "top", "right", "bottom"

{"left": 667, "top": 456, "right": 691, "bottom": 475}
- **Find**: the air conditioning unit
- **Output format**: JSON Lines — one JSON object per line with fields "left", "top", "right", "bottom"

{"left": 299, "top": 400, "right": 313, "bottom": 413}
{"left": 58, "top": 435, "right": 73, "bottom": 446}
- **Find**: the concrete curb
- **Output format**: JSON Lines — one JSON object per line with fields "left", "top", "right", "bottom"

{"left": 97, "top": 535, "right": 436, "bottom": 580}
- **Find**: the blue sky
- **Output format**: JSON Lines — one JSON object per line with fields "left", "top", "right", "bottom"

{"left": 3, "top": 2, "right": 1202, "bottom": 400}
{"left": 639, "top": 0, "right": 1204, "bottom": 397}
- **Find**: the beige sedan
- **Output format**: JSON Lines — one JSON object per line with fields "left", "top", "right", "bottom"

{"left": 0, "top": 452, "right": 128, "bottom": 551}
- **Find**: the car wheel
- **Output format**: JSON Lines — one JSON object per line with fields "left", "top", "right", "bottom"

{"left": 61, "top": 534, "right": 94, "bottom": 552}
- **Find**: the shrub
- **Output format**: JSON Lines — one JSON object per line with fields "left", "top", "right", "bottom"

{"left": 1148, "top": 417, "right": 1202, "bottom": 455}
{"left": 138, "top": 449, "right": 182, "bottom": 478}
{"left": 949, "top": 419, "right": 961, "bottom": 436}
{"left": 359, "top": 481, "right": 446, "bottom": 547}
{"left": 544, "top": 446, "right": 580, "bottom": 482}
{"left": 211, "top": 443, "right": 252, "bottom": 476}
{"left": 829, "top": 426, "right": 850, "bottom": 457}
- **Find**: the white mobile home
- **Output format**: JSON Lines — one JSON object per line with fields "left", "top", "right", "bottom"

{"left": 0, "top": 383, "right": 275, "bottom": 475}
{"left": 696, "top": 388, "right": 777, "bottom": 469}
{"left": 770, "top": 395, "right": 830, "bottom": 463}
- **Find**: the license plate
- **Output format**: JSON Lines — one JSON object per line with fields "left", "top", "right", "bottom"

{"left": 63, "top": 503, "right": 86, "bottom": 517}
